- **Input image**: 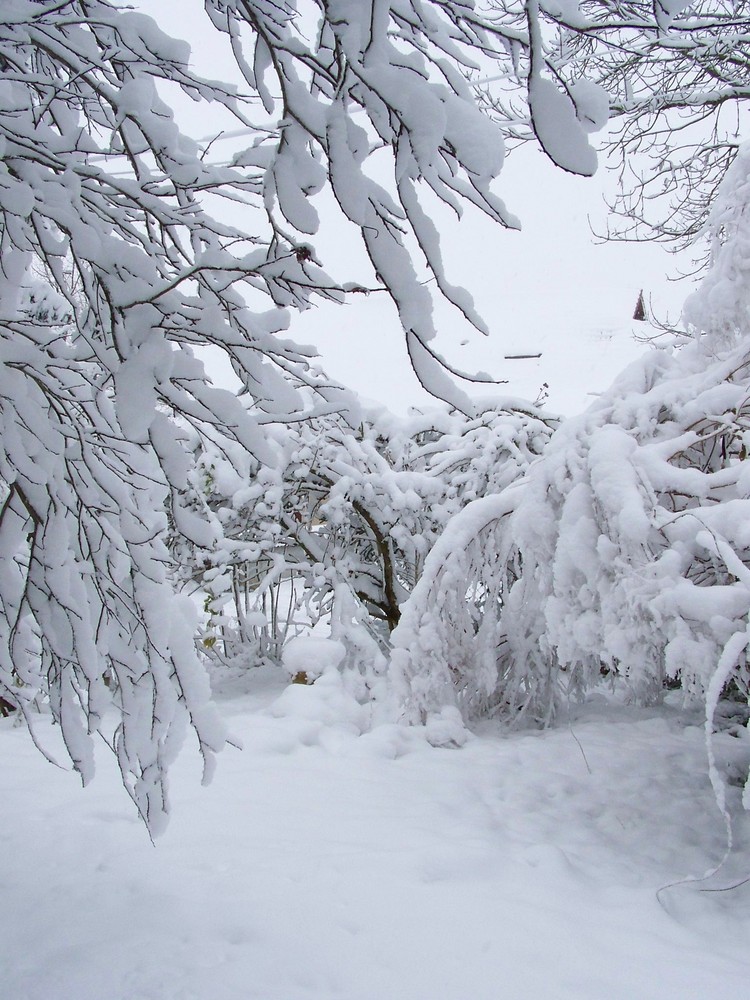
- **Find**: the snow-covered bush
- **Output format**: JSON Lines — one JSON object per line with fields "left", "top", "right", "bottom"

{"left": 393, "top": 143, "right": 750, "bottom": 782}
{"left": 390, "top": 486, "right": 526, "bottom": 730}
{"left": 175, "top": 395, "right": 553, "bottom": 702}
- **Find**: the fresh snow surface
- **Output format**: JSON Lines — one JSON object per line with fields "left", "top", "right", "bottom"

{"left": 2, "top": 671, "right": 749, "bottom": 1000}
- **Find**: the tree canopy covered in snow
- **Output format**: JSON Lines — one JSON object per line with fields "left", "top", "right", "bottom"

{"left": 480, "top": 1, "right": 750, "bottom": 254}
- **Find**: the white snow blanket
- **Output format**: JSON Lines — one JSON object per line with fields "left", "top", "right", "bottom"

{"left": 2, "top": 673, "right": 749, "bottom": 1000}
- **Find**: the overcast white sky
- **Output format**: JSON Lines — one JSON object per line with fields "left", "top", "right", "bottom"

{"left": 137, "top": 0, "right": 695, "bottom": 416}
{"left": 291, "top": 146, "right": 692, "bottom": 415}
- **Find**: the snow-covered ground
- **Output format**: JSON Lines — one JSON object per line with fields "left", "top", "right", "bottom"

{"left": 2, "top": 670, "right": 750, "bottom": 1000}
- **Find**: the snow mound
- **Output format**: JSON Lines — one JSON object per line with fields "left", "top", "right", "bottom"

{"left": 281, "top": 635, "right": 346, "bottom": 683}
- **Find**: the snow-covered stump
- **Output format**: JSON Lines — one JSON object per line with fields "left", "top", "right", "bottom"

{"left": 282, "top": 636, "right": 346, "bottom": 687}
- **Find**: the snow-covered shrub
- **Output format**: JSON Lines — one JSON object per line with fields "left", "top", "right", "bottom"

{"left": 175, "top": 396, "right": 554, "bottom": 703}
{"left": 393, "top": 144, "right": 750, "bottom": 774}
{"left": 389, "top": 487, "right": 526, "bottom": 729}
{"left": 394, "top": 339, "right": 750, "bottom": 729}
{"left": 507, "top": 339, "right": 750, "bottom": 709}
